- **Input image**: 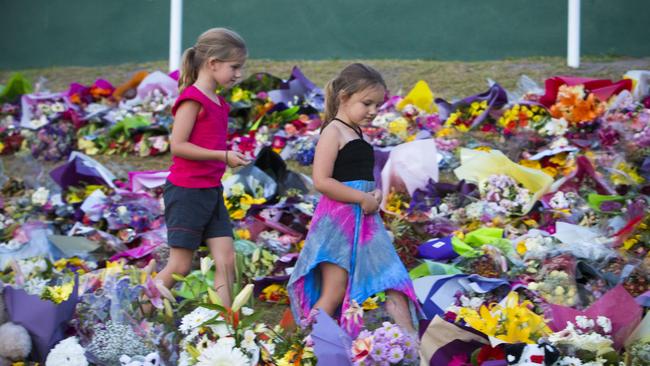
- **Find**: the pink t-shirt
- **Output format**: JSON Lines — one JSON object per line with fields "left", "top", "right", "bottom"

{"left": 168, "top": 85, "right": 229, "bottom": 188}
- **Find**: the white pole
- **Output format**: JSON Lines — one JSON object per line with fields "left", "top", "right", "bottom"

{"left": 169, "top": 0, "right": 183, "bottom": 72}
{"left": 567, "top": 0, "right": 580, "bottom": 68}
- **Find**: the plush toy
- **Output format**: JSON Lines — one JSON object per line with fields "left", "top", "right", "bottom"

{"left": 504, "top": 342, "right": 560, "bottom": 366}
{"left": 119, "top": 352, "right": 161, "bottom": 366}
{"left": 0, "top": 288, "right": 32, "bottom": 366}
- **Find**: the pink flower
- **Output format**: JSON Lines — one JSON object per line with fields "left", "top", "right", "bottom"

{"left": 351, "top": 336, "right": 373, "bottom": 362}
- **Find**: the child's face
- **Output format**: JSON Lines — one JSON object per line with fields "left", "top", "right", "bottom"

{"left": 209, "top": 57, "right": 246, "bottom": 88}
{"left": 339, "top": 84, "right": 385, "bottom": 126}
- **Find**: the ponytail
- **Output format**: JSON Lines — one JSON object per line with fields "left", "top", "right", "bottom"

{"left": 322, "top": 79, "right": 339, "bottom": 131}
{"left": 179, "top": 47, "right": 199, "bottom": 92}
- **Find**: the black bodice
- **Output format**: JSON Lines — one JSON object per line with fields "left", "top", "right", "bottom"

{"left": 331, "top": 139, "right": 375, "bottom": 182}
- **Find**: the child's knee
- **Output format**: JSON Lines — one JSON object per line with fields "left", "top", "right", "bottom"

{"left": 170, "top": 261, "right": 193, "bottom": 276}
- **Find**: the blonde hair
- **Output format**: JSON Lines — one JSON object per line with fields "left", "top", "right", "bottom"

{"left": 322, "top": 63, "right": 386, "bottom": 131}
{"left": 179, "top": 27, "right": 248, "bottom": 91}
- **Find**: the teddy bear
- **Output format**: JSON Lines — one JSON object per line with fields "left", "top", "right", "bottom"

{"left": 504, "top": 341, "right": 560, "bottom": 366}
{"left": 0, "top": 288, "right": 32, "bottom": 366}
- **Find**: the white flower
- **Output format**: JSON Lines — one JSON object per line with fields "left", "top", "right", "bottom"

{"left": 208, "top": 323, "right": 230, "bottom": 338}
{"left": 597, "top": 316, "right": 612, "bottom": 334}
{"left": 575, "top": 315, "right": 595, "bottom": 330}
{"left": 241, "top": 330, "right": 258, "bottom": 352}
{"left": 549, "top": 191, "right": 570, "bottom": 209}
{"left": 31, "top": 187, "right": 50, "bottom": 206}
{"left": 179, "top": 307, "right": 219, "bottom": 335}
{"left": 543, "top": 118, "right": 569, "bottom": 136}
{"left": 200, "top": 257, "right": 214, "bottom": 276}
{"left": 178, "top": 351, "right": 192, "bottom": 366}
{"left": 46, "top": 337, "right": 88, "bottom": 366}
{"left": 229, "top": 183, "right": 245, "bottom": 197}
{"left": 196, "top": 342, "right": 250, "bottom": 366}
{"left": 216, "top": 337, "right": 236, "bottom": 349}
{"left": 241, "top": 307, "right": 254, "bottom": 316}
{"left": 261, "top": 341, "right": 275, "bottom": 355}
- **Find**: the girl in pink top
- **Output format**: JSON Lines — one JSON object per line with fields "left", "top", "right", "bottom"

{"left": 157, "top": 28, "right": 250, "bottom": 307}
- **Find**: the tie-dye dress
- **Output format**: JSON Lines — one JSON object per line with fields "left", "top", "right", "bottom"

{"left": 287, "top": 133, "right": 420, "bottom": 337}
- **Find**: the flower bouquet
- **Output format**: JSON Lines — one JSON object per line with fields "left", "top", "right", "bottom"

{"left": 455, "top": 291, "right": 552, "bottom": 345}
{"left": 498, "top": 103, "right": 550, "bottom": 135}
{"left": 454, "top": 148, "right": 553, "bottom": 216}
{"left": 547, "top": 315, "right": 619, "bottom": 365}
{"left": 527, "top": 254, "right": 579, "bottom": 307}
{"left": 175, "top": 283, "right": 272, "bottom": 366}
{"left": 435, "top": 83, "right": 508, "bottom": 133}
{"left": 224, "top": 182, "right": 267, "bottom": 221}
{"left": 350, "top": 322, "right": 419, "bottom": 365}
{"left": 478, "top": 174, "right": 533, "bottom": 217}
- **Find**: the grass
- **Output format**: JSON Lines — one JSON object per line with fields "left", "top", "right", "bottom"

{"left": 3, "top": 56, "right": 649, "bottom": 100}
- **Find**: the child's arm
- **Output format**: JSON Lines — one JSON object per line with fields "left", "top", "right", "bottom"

{"left": 169, "top": 101, "right": 227, "bottom": 161}
{"left": 313, "top": 127, "right": 378, "bottom": 212}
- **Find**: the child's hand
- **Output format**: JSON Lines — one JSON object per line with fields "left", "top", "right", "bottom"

{"left": 371, "top": 189, "right": 382, "bottom": 204}
{"left": 226, "top": 151, "right": 251, "bottom": 168}
{"left": 360, "top": 192, "right": 380, "bottom": 215}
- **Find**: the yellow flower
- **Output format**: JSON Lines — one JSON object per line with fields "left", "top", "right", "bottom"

{"left": 78, "top": 138, "right": 99, "bottom": 155}
{"left": 549, "top": 153, "right": 568, "bottom": 166}
{"left": 519, "top": 160, "right": 542, "bottom": 170}
{"left": 43, "top": 282, "right": 74, "bottom": 304}
{"left": 474, "top": 146, "right": 492, "bottom": 152}
{"left": 612, "top": 162, "right": 645, "bottom": 185}
{"left": 623, "top": 237, "right": 639, "bottom": 250}
{"left": 0, "top": 142, "right": 4, "bottom": 154}
{"left": 456, "top": 292, "right": 551, "bottom": 344}
{"left": 240, "top": 194, "right": 255, "bottom": 206}
{"left": 388, "top": 117, "right": 409, "bottom": 137}
{"left": 385, "top": 191, "right": 408, "bottom": 215}
{"left": 516, "top": 241, "right": 527, "bottom": 255}
{"left": 436, "top": 127, "right": 454, "bottom": 138}
{"left": 104, "top": 260, "right": 125, "bottom": 279}
{"left": 231, "top": 209, "right": 246, "bottom": 220}
{"left": 458, "top": 305, "right": 498, "bottom": 336}
{"left": 230, "top": 87, "right": 245, "bottom": 102}
{"left": 542, "top": 166, "right": 558, "bottom": 177}
{"left": 361, "top": 296, "right": 379, "bottom": 310}
{"left": 235, "top": 228, "right": 251, "bottom": 240}
{"left": 523, "top": 219, "right": 538, "bottom": 227}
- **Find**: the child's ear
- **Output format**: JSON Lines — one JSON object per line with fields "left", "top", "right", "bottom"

{"left": 339, "top": 90, "right": 351, "bottom": 103}
{"left": 208, "top": 57, "right": 221, "bottom": 70}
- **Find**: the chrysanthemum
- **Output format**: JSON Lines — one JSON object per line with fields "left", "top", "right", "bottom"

{"left": 179, "top": 307, "right": 219, "bottom": 335}
{"left": 195, "top": 343, "right": 250, "bottom": 366}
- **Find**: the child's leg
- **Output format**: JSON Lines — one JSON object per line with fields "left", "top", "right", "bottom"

{"left": 156, "top": 247, "right": 194, "bottom": 289}
{"left": 206, "top": 236, "right": 235, "bottom": 307}
{"left": 312, "top": 262, "right": 348, "bottom": 316}
{"left": 385, "top": 289, "right": 417, "bottom": 335}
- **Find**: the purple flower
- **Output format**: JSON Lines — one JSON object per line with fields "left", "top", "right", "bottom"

{"left": 387, "top": 347, "right": 404, "bottom": 364}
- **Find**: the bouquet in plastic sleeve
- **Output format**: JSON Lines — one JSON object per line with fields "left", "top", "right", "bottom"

{"left": 527, "top": 253, "right": 579, "bottom": 307}
{"left": 435, "top": 83, "right": 508, "bottom": 133}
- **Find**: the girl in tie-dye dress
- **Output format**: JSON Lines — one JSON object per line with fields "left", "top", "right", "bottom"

{"left": 287, "top": 63, "right": 420, "bottom": 337}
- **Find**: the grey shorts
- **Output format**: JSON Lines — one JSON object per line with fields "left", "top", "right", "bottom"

{"left": 163, "top": 181, "right": 233, "bottom": 250}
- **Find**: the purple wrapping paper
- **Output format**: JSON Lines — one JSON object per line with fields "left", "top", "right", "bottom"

{"left": 267, "top": 66, "right": 324, "bottom": 109}
{"left": 417, "top": 236, "right": 458, "bottom": 261}
{"left": 50, "top": 153, "right": 114, "bottom": 191}
{"left": 3, "top": 277, "right": 79, "bottom": 362}
{"left": 311, "top": 310, "right": 353, "bottom": 366}
{"left": 435, "top": 83, "right": 508, "bottom": 129}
